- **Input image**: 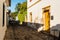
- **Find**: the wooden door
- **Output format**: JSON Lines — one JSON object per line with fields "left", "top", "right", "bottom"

{"left": 42, "top": 7, "right": 50, "bottom": 32}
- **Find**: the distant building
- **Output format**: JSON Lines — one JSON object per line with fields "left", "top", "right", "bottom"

{"left": 27, "top": 0, "right": 60, "bottom": 37}
{"left": 16, "top": 16, "right": 18, "bottom": 21}
{"left": 0, "top": 0, "right": 11, "bottom": 40}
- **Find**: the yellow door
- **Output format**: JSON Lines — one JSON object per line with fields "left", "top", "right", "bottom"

{"left": 43, "top": 10, "right": 50, "bottom": 32}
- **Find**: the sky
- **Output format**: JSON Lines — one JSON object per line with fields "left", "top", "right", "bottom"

{"left": 9, "top": 0, "right": 26, "bottom": 12}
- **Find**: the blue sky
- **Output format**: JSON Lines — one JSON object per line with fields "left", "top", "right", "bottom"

{"left": 9, "top": 0, "right": 26, "bottom": 12}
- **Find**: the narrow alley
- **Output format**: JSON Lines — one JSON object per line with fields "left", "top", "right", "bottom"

{"left": 4, "top": 24, "right": 58, "bottom": 40}
{"left": 0, "top": 0, "right": 60, "bottom": 40}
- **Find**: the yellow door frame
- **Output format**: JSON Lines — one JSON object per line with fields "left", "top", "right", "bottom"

{"left": 42, "top": 6, "right": 50, "bottom": 32}
{"left": 30, "top": 12, "right": 32, "bottom": 22}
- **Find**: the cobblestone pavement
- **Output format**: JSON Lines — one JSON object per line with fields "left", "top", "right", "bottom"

{"left": 4, "top": 25, "right": 58, "bottom": 40}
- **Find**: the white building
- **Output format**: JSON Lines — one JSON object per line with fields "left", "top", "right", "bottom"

{"left": 16, "top": 16, "right": 18, "bottom": 21}
{"left": 27, "top": 0, "right": 60, "bottom": 37}
{"left": 0, "top": 0, "right": 11, "bottom": 40}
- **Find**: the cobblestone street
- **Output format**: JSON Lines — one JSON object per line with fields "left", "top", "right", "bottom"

{"left": 4, "top": 25, "right": 58, "bottom": 40}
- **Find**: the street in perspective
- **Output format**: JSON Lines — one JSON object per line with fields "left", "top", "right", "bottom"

{"left": 0, "top": 0, "right": 60, "bottom": 40}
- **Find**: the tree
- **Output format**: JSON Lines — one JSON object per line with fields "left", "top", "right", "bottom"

{"left": 15, "top": 1, "right": 27, "bottom": 24}
{"left": 11, "top": 1, "right": 27, "bottom": 24}
{"left": 15, "top": 3, "right": 21, "bottom": 12}
{"left": 11, "top": 12, "right": 18, "bottom": 20}
{"left": 15, "top": 0, "right": 27, "bottom": 12}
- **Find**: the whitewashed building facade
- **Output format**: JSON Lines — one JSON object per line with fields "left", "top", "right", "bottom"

{"left": 0, "top": 0, "right": 11, "bottom": 40}
{"left": 27, "top": 0, "right": 60, "bottom": 37}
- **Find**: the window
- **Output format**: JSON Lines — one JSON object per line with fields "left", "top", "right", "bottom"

{"left": 30, "top": 0, "right": 32, "bottom": 2}
{"left": 30, "top": 12, "right": 32, "bottom": 22}
{"left": 3, "top": 3, "right": 5, "bottom": 26}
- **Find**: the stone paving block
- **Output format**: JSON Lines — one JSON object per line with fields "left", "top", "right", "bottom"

{"left": 4, "top": 25, "right": 58, "bottom": 40}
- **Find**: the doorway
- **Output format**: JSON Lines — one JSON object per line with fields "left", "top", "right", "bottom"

{"left": 30, "top": 12, "right": 32, "bottom": 22}
{"left": 42, "top": 6, "right": 50, "bottom": 32}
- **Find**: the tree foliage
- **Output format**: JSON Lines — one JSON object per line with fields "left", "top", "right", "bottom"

{"left": 16, "top": 1, "right": 27, "bottom": 23}
{"left": 15, "top": 1, "right": 27, "bottom": 12}
{"left": 11, "top": 12, "right": 18, "bottom": 20}
{"left": 10, "top": 0, "right": 27, "bottom": 24}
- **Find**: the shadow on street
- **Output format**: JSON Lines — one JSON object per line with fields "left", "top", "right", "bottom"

{"left": 4, "top": 22, "right": 58, "bottom": 40}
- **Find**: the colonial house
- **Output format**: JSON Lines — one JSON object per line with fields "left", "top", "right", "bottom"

{"left": 27, "top": 0, "right": 60, "bottom": 37}
{"left": 0, "top": 0, "right": 11, "bottom": 40}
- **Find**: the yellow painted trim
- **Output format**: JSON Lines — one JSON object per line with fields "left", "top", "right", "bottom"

{"left": 42, "top": 6, "right": 50, "bottom": 32}
{"left": 42, "top": 6, "right": 50, "bottom": 10}
{"left": 27, "top": 0, "right": 41, "bottom": 9}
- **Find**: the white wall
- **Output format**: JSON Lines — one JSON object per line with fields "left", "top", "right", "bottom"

{"left": 0, "top": 0, "right": 8, "bottom": 40}
{"left": 27, "top": 0, "right": 38, "bottom": 7}
{"left": 50, "top": 0, "right": 60, "bottom": 30}
{"left": 27, "top": 0, "right": 60, "bottom": 37}
{"left": 50, "top": 0, "right": 60, "bottom": 37}
{"left": 27, "top": 0, "right": 50, "bottom": 24}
